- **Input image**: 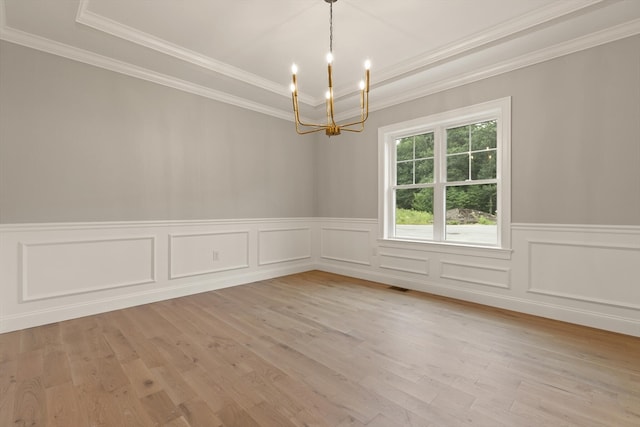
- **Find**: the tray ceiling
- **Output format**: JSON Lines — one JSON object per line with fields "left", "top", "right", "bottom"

{"left": 1, "top": 0, "right": 639, "bottom": 122}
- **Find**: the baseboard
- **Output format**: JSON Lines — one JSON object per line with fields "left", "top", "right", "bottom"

{"left": 1, "top": 262, "right": 313, "bottom": 333}
{"left": 316, "top": 261, "right": 640, "bottom": 337}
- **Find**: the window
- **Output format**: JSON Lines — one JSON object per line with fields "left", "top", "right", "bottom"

{"left": 378, "top": 98, "right": 511, "bottom": 248}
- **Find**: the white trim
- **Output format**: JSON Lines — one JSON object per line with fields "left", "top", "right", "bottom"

{"left": 75, "top": 0, "right": 314, "bottom": 107}
{"left": 440, "top": 260, "right": 510, "bottom": 290}
{"left": 334, "top": 18, "right": 640, "bottom": 123}
{"left": 512, "top": 223, "right": 640, "bottom": 234}
{"left": 76, "top": 0, "right": 602, "bottom": 110}
{"left": 1, "top": 219, "right": 639, "bottom": 336}
{"left": 0, "top": 26, "right": 294, "bottom": 122}
{"left": 378, "top": 97, "right": 511, "bottom": 250}
{"left": 168, "top": 230, "right": 250, "bottom": 279}
{"left": 320, "top": 226, "right": 372, "bottom": 233}
{"left": 1, "top": 1, "right": 637, "bottom": 122}
{"left": 257, "top": 227, "right": 312, "bottom": 266}
{"left": 527, "top": 239, "right": 640, "bottom": 252}
{"left": 2, "top": 263, "right": 314, "bottom": 333}
{"left": 300, "top": 0, "right": 605, "bottom": 106}
{"left": 20, "top": 236, "right": 157, "bottom": 302}
{"left": 527, "top": 288, "right": 640, "bottom": 311}
{"left": 526, "top": 239, "right": 640, "bottom": 310}
{"left": 315, "top": 260, "right": 640, "bottom": 337}
{"left": 370, "top": 0, "right": 604, "bottom": 92}
{"left": 0, "top": 217, "right": 320, "bottom": 233}
{"left": 320, "top": 227, "right": 372, "bottom": 266}
{"left": 379, "top": 252, "right": 430, "bottom": 276}
{"left": 257, "top": 255, "right": 312, "bottom": 267}
{"left": 378, "top": 239, "right": 512, "bottom": 260}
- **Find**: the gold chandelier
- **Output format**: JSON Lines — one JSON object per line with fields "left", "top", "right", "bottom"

{"left": 290, "top": 0, "right": 370, "bottom": 136}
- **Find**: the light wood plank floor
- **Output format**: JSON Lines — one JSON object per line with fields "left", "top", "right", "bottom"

{"left": 1, "top": 271, "right": 639, "bottom": 426}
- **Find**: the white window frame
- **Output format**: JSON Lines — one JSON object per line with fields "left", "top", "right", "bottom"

{"left": 378, "top": 97, "right": 511, "bottom": 251}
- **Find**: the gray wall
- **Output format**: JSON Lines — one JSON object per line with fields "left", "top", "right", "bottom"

{"left": 315, "top": 35, "right": 640, "bottom": 225}
{"left": 2, "top": 35, "right": 639, "bottom": 225}
{"left": 0, "top": 41, "right": 316, "bottom": 223}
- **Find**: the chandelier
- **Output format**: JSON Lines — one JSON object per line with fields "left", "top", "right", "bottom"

{"left": 290, "top": 0, "right": 370, "bottom": 136}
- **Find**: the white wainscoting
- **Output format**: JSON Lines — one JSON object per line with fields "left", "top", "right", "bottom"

{"left": 169, "top": 230, "right": 250, "bottom": 279}
{"left": 315, "top": 220, "right": 640, "bottom": 337}
{"left": 526, "top": 240, "right": 640, "bottom": 310}
{"left": 21, "top": 236, "right": 156, "bottom": 301}
{"left": 0, "top": 219, "right": 316, "bottom": 333}
{"left": 1, "top": 219, "right": 639, "bottom": 337}
{"left": 320, "top": 225, "right": 373, "bottom": 266}
{"left": 379, "top": 251, "right": 430, "bottom": 276}
{"left": 258, "top": 227, "right": 312, "bottom": 266}
{"left": 440, "top": 260, "right": 510, "bottom": 290}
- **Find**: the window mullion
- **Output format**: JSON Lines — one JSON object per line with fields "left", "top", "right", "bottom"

{"left": 412, "top": 135, "right": 416, "bottom": 185}
{"left": 433, "top": 126, "right": 445, "bottom": 242}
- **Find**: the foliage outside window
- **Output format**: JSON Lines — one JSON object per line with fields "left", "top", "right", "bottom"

{"left": 379, "top": 98, "right": 511, "bottom": 248}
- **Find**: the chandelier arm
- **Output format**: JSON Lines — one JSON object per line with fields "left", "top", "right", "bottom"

{"left": 292, "top": 93, "right": 332, "bottom": 129}
{"left": 295, "top": 126, "right": 327, "bottom": 135}
{"left": 294, "top": 115, "right": 330, "bottom": 129}
{"left": 329, "top": 98, "right": 337, "bottom": 127}
{"left": 340, "top": 127, "right": 365, "bottom": 133}
{"left": 295, "top": 118, "right": 331, "bottom": 129}
{"left": 336, "top": 114, "right": 367, "bottom": 129}
{"left": 327, "top": 63, "right": 338, "bottom": 128}
{"left": 334, "top": 93, "right": 369, "bottom": 129}
{"left": 338, "top": 115, "right": 369, "bottom": 130}
{"left": 339, "top": 120, "right": 365, "bottom": 130}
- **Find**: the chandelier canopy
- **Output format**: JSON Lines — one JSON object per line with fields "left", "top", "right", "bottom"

{"left": 290, "top": 0, "right": 370, "bottom": 136}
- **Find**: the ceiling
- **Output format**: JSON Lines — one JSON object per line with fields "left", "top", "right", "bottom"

{"left": 1, "top": 0, "right": 640, "bottom": 123}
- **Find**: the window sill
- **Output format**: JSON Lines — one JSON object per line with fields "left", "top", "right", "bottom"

{"left": 377, "top": 238, "right": 512, "bottom": 260}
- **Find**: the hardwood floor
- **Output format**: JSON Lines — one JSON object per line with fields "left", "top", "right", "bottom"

{"left": 1, "top": 270, "right": 639, "bottom": 426}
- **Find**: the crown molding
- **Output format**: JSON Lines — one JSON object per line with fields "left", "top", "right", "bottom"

{"left": 75, "top": 0, "right": 315, "bottom": 107}
{"left": 0, "top": 24, "right": 294, "bottom": 122}
{"left": 2, "top": 0, "right": 638, "bottom": 125}
{"left": 333, "top": 17, "right": 640, "bottom": 123}
{"left": 77, "top": 0, "right": 603, "bottom": 110}
{"left": 327, "top": 0, "right": 604, "bottom": 106}
{"left": 372, "top": 0, "right": 604, "bottom": 86}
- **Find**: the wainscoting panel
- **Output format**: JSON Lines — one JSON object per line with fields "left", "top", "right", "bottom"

{"left": 169, "top": 231, "right": 249, "bottom": 279}
{"left": 379, "top": 252, "right": 429, "bottom": 276}
{"left": 320, "top": 226, "right": 371, "bottom": 266}
{"left": 21, "top": 236, "right": 156, "bottom": 301}
{"left": 378, "top": 246, "right": 430, "bottom": 277}
{"left": 258, "top": 227, "right": 312, "bottom": 266}
{"left": 440, "top": 260, "right": 510, "bottom": 289}
{"left": 528, "top": 239, "right": 640, "bottom": 310}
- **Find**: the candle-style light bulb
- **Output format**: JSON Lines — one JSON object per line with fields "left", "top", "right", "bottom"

{"left": 325, "top": 90, "right": 331, "bottom": 100}
{"left": 290, "top": 83, "right": 296, "bottom": 93}
{"left": 326, "top": 52, "right": 334, "bottom": 64}
{"left": 359, "top": 80, "right": 365, "bottom": 90}
{"left": 291, "top": 63, "right": 298, "bottom": 74}
{"left": 364, "top": 59, "right": 371, "bottom": 93}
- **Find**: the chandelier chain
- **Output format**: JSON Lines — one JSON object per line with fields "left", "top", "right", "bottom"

{"left": 329, "top": 1, "right": 333, "bottom": 53}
